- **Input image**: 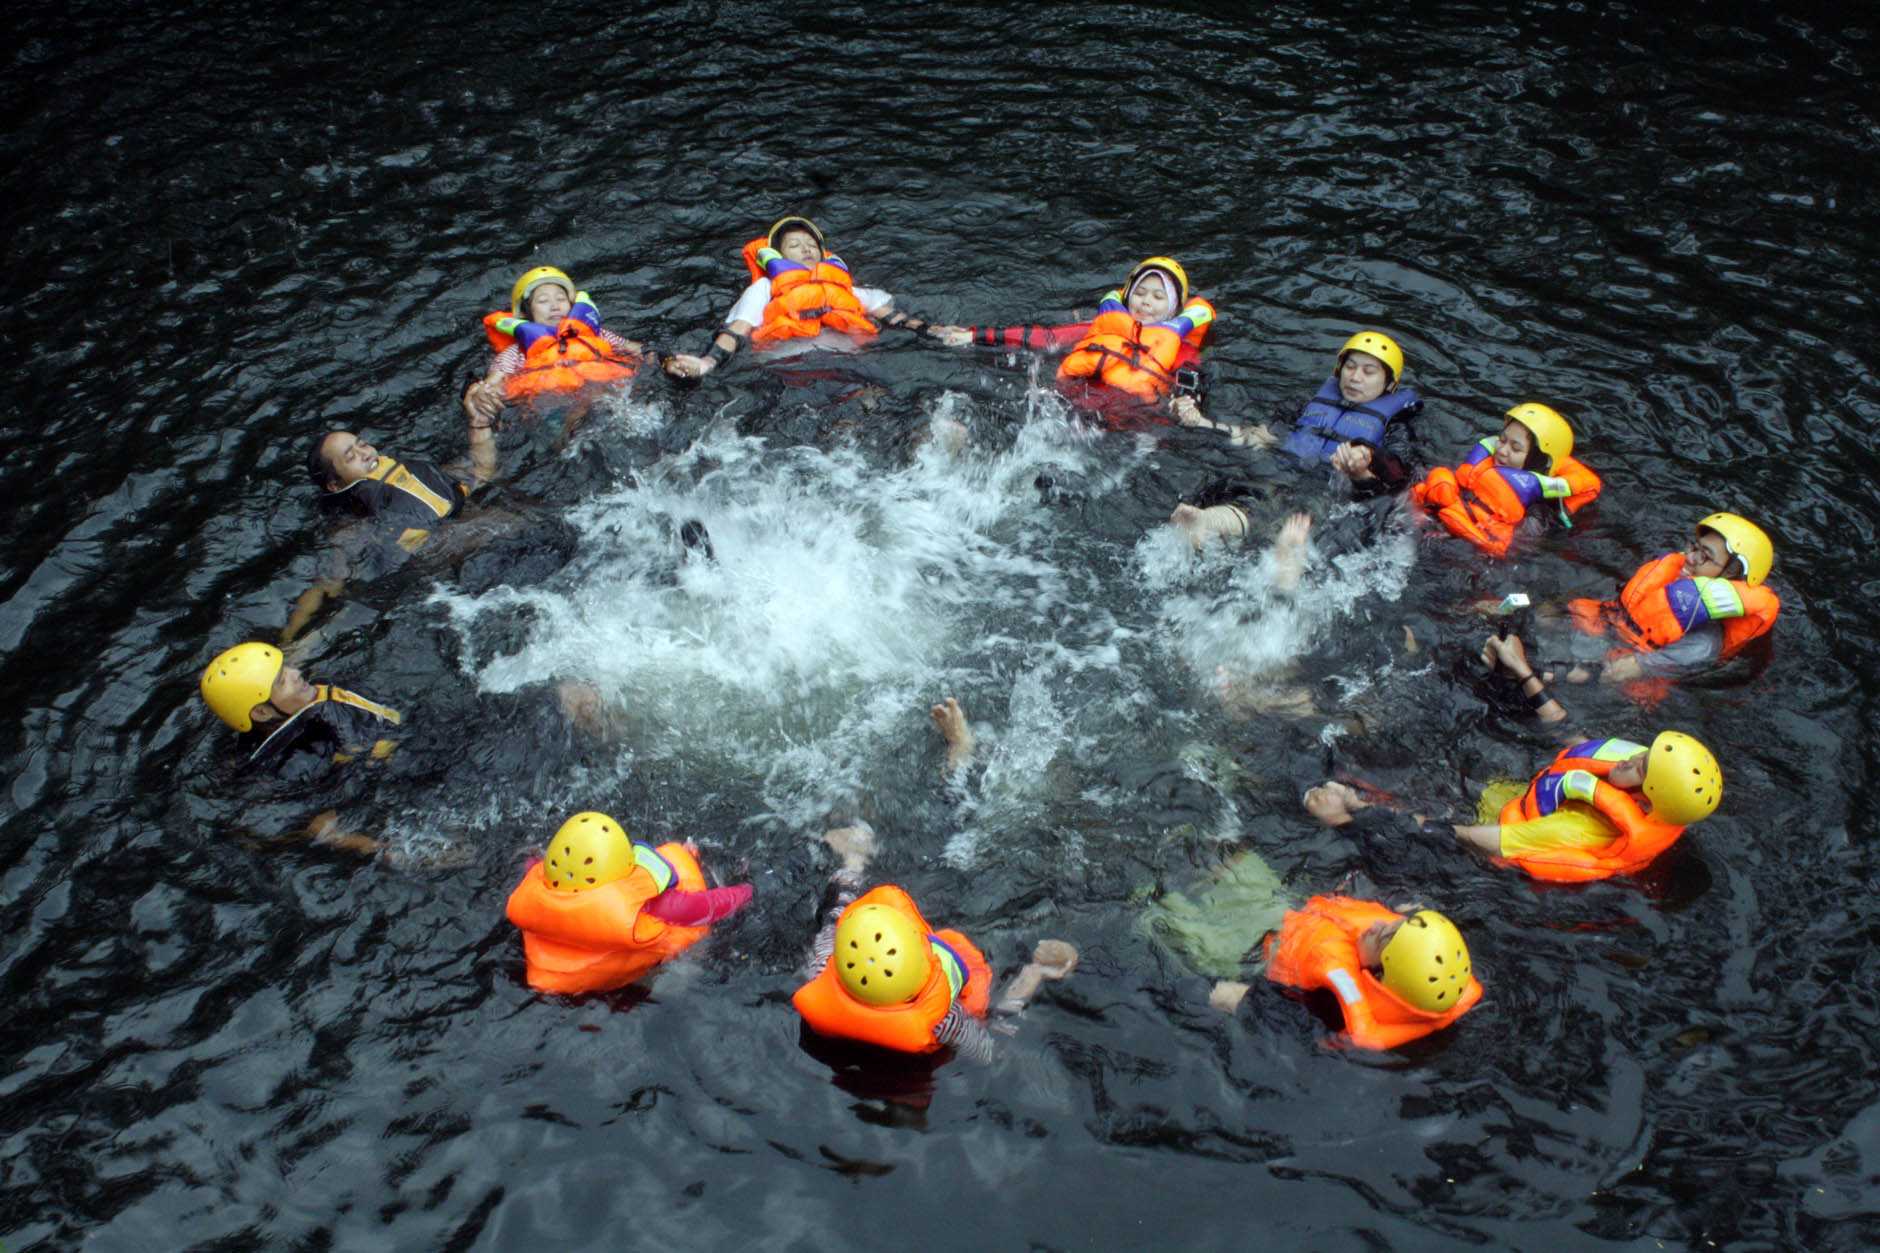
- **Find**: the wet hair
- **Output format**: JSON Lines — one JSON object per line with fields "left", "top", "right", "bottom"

{"left": 305, "top": 430, "right": 347, "bottom": 490}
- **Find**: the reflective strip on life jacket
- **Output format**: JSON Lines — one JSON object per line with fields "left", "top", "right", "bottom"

{"left": 364, "top": 458, "right": 456, "bottom": 520}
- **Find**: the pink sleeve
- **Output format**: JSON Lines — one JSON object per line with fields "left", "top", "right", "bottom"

{"left": 969, "top": 323, "right": 1089, "bottom": 351}
{"left": 642, "top": 883, "right": 753, "bottom": 926}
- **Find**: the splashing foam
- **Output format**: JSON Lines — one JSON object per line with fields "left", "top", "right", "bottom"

{"left": 430, "top": 395, "right": 1144, "bottom": 836}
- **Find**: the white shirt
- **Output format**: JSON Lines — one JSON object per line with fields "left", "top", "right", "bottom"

{"left": 725, "top": 278, "right": 892, "bottom": 327}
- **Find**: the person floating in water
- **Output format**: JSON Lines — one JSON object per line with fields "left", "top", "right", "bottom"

{"left": 504, "top": 811, "right": 753, "bottom": 995}
{"left": 931, "top": 256, "right": 1217, "bottom": 431}
{"left": 664, "top": 216, "right": 914, "bottom": 381}
{"left": 199, "top": 641, "right": 404, "bottom": 855}
{"left": 1144, "top": 817, "right": 1481, "bottom": 1050}
{"left": 199, "top": 641, "right": 616, "bottom": 856}
{"left": 1454, "top": 717, "right": 1723, "bottom": 883}
{"left": 463, "top": 265, "right": 651, "bottom": 424}
{"left": 1411, "top": 402, "right": 1600, "bottom": 557}
{"left": 1169, "top": 331, "right": 1422, "bottom": 549}
{"left": 285, "top": 412, "right": 499, "bottom": 643}
{"left": 793, "top": 820, "right": 1077, "bottom": 1061}
{"left": 1562, "top": 511, "right": 1779, "bottom": 690}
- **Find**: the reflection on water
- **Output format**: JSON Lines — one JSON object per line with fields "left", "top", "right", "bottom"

{"left": 3, "top": 3, "right": 1878, "bottom": 1250}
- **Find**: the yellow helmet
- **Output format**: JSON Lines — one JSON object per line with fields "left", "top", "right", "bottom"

{"left": 1697, "top": 512, "right": 1773, "bottom": 585}
{"left": 510, "top": 266, "right": 575, "bottom": 316}
{"left": 1641, "top": 731, "right": 1722, "bottom": 826}
{"left": 201, "top": 642, "right": 283, "bottom": 733}
{"left": 542, "top": 811, "right": 637, "bottom": 892}
{"left": 765, "top": 215, "right": 825, "bottom": 251}
{"left": 1338, "top": 331, "right": 1404, "bottom": 386}
{"left": 833, "top": 903, "right": 931, "bottom": 1005}
{"left": 1125, "top": 256, "right": 1189, "bottom": 309}
{"left": 1504, "top": 402, "right": 1574, "bottom": 472}
{"left": 1377, "top": 910, "right": 1473, "bottom": 1013}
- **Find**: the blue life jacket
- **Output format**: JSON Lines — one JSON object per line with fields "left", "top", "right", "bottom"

{"left": 1284, "top": 376, "right": 1421, "bottom": 464}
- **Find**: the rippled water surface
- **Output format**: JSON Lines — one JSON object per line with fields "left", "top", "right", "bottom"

{"left": 5, "top": 3, "right": 1879, "bottom": 1248}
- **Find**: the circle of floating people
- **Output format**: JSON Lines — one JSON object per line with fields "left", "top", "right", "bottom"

{"left": 197, "top": 212, "right": 1780, "bottom": 1062}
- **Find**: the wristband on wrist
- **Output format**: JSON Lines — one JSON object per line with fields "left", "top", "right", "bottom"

{"left": 705, "top": 341, "right": 733, "bottom": 368}
{"left": 1527, "top": 683, "right": 1554, "bottom": 710}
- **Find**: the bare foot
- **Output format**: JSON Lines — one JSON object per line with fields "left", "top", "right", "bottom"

{"left": 822, "top": 822, "right": 877, "bottom": 876}
{"left": 1272, "top": 512, "right": 1312, "bottom": 591}
{"left": 930, "top": 697, "right": 976, "bottom": 774}
{"left": 1209, "top": 980, "right": 1251, "bottom": 1013}
{"left": 1169, "top": 503, "right": 1249, "bottom": 551}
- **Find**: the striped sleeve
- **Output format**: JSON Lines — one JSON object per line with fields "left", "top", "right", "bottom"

{"left": 932, "top": 1005, "right": 995, "bottom": 1064}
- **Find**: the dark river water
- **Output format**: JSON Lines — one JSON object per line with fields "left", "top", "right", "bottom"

{"left": 5, "top": 3, "right": 1879, "bottom": 1249}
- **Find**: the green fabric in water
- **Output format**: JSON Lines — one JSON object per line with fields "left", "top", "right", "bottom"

{"left": 1143, "top": 850, "right": 1293, "bottom": 979}
{"left": 1477, "top": 778, "right": 1526, "bottom": 823}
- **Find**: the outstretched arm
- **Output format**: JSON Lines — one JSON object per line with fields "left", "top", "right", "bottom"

{"left": 643, "top": 883, "right": 755, "bottom": 925}
{"left": 1481, "top": 634, "right": 1567, "bottom": 723}
{"left": 465, "top": 411, "right": 498, "bottom": 485}
{"left": 666, "top": 318, "right": 756, "bottom": 380}
{"left": 1449, "top": 823, "right": 1504, "bottom": 855}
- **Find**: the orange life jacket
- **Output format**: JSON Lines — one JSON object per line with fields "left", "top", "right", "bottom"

{"left": 740, "top": 237, "right": 879, "bottom": 347}
{"left": 1263, "top": 896, "right": 1482, "bottom": 1050}
{"left": 1496, "top": 739, "right": 1685, "bottom": 881}
{"left": 792, "top": 884, "right": 993, "bottom": 1054}
{"left": 482, "top": 308, "right": 638, "bottom": 400}
{"left": 1412, "top": 443, "right": 1601, "bottom": 557}
{"left": 1567, "top": 552, "right": 1780, "bottom": 661}
{"left": 1055, "top": 296, "right": 1216, "bottom": 403}
{"left": 504, "top": 842, "right": 710, "bottom": 994}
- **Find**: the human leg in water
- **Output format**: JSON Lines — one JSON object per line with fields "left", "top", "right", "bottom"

{"left": 1170, "top": 501, "right": 1250, "bottom": 550}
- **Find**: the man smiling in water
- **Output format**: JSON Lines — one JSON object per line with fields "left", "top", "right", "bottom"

{"left": 283, "top": 410, "right": 498, "bottom": 643}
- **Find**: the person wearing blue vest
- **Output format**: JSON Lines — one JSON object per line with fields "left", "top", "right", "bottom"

{"left": 1172, "top": 331, "right": 1421, "bottom": 549}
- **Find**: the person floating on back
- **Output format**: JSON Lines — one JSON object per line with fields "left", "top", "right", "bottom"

{"left": 1411, "top": 402, "right": 1600, "bottom": 557}
{"left": 1169, "top": 330, "right": 1421, "bottom": 549}
{"left": 665, "top": 216, "right": 909, "bottom": 381}
{"left": 464, "top": 266, "right": 649, "bottom": 423}
{"left": 933, "top": 256, "right": 1217, "bottom": 431}
{"left": 1449, "top": 729, "right": 1723, "bottom": 882}
{"left": 1565, "top": 511, "right": 1779, "bottom": 689}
